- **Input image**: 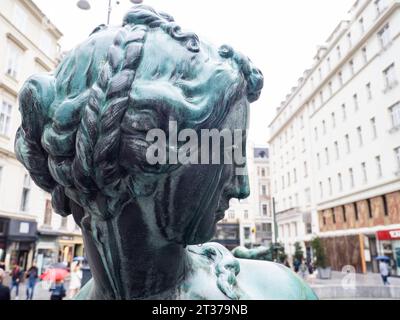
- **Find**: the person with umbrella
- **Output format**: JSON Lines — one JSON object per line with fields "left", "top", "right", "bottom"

{"left": 376, "top": 256, "right": 391, "bottom": 285}
{"left": 40, "top": 265, "right": 69, "bottom": 300}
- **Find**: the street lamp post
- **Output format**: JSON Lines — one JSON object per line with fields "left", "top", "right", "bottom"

{"left": 77, "top": 0, "right": 143, "bottom": 25}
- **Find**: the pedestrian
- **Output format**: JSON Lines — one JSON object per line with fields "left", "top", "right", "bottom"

{"left": 299, "top": 259, "right": 308, "bottom": 280}
{"left": 379, "top": 260, "right": 390, "bottom": 285}
{"left": 68, "top": 261, "right": 82, "bottom": 298}
{"left": 283, "top": 259, "right": 291, "bottom": 269}
{"left": 9, "top": 262, "right": 22, "bottom": 299}
{"left": 293, "top": 258, "right": 301, "bottom": 273}
{"left": 0, "top": 268, "right": 10, "bottom": 300}
{"left": 50, "top": 280, "right": 66, "bottom": 300}
{"left": 25, "top": 263, "right": 39, "bottom": 300}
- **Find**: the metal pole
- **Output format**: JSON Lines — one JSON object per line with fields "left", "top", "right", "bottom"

{"left": 272, "top": 197, "right": 278, "bottom": 244}
{"left": 107, "top": 0, "right": 112, "bottom": 25}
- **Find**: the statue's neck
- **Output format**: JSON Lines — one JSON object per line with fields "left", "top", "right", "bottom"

{"left": 80, "top": 200, "right": 188, "bottom": 300}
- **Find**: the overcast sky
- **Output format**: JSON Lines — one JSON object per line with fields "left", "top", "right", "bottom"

{"left": 33, "top": 0, "right": 352, "bottom": 144}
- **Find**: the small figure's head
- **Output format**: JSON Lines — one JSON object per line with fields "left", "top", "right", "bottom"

{"left": 15, "top": 5, "right": 263, "bottom": 246}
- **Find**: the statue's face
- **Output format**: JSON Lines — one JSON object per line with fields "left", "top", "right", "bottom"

{"left": 119, "top": 29, "right": 250, "bottom": 245}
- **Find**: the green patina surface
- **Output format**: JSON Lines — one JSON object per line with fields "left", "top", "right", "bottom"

{"left": 15, "top": 5, "right": 317, "bottom": 300}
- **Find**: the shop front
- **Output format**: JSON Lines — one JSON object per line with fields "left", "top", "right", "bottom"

{"left": 36, "top": 229, "right": 60, "bottom": 274}
{"left": 0, "top": 217, "right": 9, "bottom": 263}
{"left": 377, "top": 229, "right": 400, "bottom": 277}
{"left": 58, "top": 234, "right": 84, "bottom": 267}
{"left": 4, "top": 218, "right": 37, "bottom": 271}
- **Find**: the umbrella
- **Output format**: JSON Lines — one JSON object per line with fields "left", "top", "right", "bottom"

{"left": 375, "top": 255, "right": 390, "bottom": 261}
{"left": 73, "top": 256, "right": 86, "bottom": 262}
{"left": 40, "top": 268, "right": 69, "bottom": 282}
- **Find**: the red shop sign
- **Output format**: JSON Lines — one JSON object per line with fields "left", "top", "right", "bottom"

{"left": 377, "top": 229, "right": 400, "bottom": 240}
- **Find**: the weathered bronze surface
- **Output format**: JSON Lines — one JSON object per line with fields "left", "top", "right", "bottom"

{"left": 15, "top": 5, "right": 317, "bottom": 300}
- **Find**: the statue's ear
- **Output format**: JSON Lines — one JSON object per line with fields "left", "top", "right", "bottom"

{"left": 15, "top": 74, "right": 56, "bottom": 193}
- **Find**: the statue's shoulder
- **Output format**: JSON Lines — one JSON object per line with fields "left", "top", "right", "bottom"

{"left": 236, "top": 258, "right": 318, "bottom": 300}
{"left": 186, "top": 243, "right": 318, "bottom": 300}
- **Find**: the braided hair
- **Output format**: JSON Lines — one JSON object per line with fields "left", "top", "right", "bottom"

{"left": 15, "top": 5, "right": 263, "bottom": 221}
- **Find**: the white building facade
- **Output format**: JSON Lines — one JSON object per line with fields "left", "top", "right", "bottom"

{"left": 268, "top": 0, "right": 400, "bottom": 269}
{"left": 0, "top": 0, "right": 83, "bottom": 273}
{"left": 215, "top": 144, "right": 274, "bottom": 249}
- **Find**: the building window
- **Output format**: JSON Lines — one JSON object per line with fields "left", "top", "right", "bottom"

{"left": 357, "top": 126, "right": 363, "bottom": 147}
{"left": 375, "top": 0, "right": 388, "bottom": 16}
{"left": 342, "top": 103, "right": 347, "bottom": 120}
{"left": 13, "top": 4, "right": 28, "bottom": 33}
{"left": 395, "top": 147, "right": 400, "bottom": 170}
{"left": 261, "top": 185, "right": 267, "bottom": 196}
{"left": 302, "top": 138, "right": 306, "bottom": 152}
{"left": 0, "top": 101, "right": 12, "bottom": 137}
{"left": 370, "top": 117, "right": 378, "bottom": 139}
{"left": 314, "top": 127, "right": 318, "bottom": 141}
{"left": 244, "top": 210, "right": 249, "bottom": 220}
{"left": 347, "top": 32, "right": 352, "bottom": 48}
{"left": 304, "top": 161, "right": 308, "bottom": 178}
{"left": 336, "top": 45, "right": 341, "bottom": 59}
{"left": 359, "top": 17, "right": 365, "bottom": 34}
{"left": 305, "top": 188, "right": 311, "bottom": 204}
{"left": 349, "top": 168, "right": 355, "bottom": 189}
{"left": 362, "top": 47, "right": 368, "bottom": 64}
{"left": 287, "top": 172, "right": 291, "bottom": 186}
{"left": 228, "top": 211, "right": 235, "bottom": 219}
{"left": 345, "top": 134, "right": 351, "bottom": 153}
{"left": 328, "top": 177, "right": 332, "bottom": 196}
{"left": 334, "top": 141, "right": 340, "bottom": 160}
{"left": 327, "top": 57, "right": 331, "bottom": 71}
{"left": 293, "top": 168, "right": 297, "bottom": 183}
{"left": 319, "top": 91, "right": 324, "bottom": 105}
{"left": 311, "top": 98, "right": 316, "bottom": 112}
{"left": 318, "top": 68, "right": 322, "bottom": 81}
{"left": 5, "top": 42, "right": 23, "bottom": 80}
{"left": 353, "top": 94, "right": 359, "bottom": 111}
{"left": 342, "top": 206, "right": 347, "bottom": 222}
{"left": 349, "top": 60, "right": 355, "bottom": 75}
{"left": 354, "top": 203, "right": 359, "bottom": 220}
{"left": 361, "top": 162, "right": 368, "bottom": 184}
{"left": 366, "top": 83, "right": 372, "bottom": 100}
{"left": 367, "top": 199, "right": 373, "bottom": 219}
{"left": 383, "top": 63, "right": 397, "bottom": 91}
{"left": 331, "top": 112, "right": 336, "bottom": 128}
{"left": 338, "top": 71, "right": 343, "bottom": 86}
{"left": 262, "top": 204, "right": 268, "bottom": 216}
{"left": 332, "top": 211, "right": 336, "bottom": 224}
{"left": 383, "top": 195, "right": 389, "bottom": 216}
{"left": 261, "top": 168, "right": 266, "bottom": 177}
{"left": 390, "top": 102, "right": 400, "bottom": 129}
{"left": 338, "top": 173, "right": 343, "bottom": 192}
{"left": 44, "top": 200, "right": 52, "bottom": 226}
{"left": 322, "top": 120, "right": 327, "bottom": 135}
{"left": 376, "top": 156, "right": 383, "bottom": 178}
{"left": 317, "top": 153, "right": 321, "bottom": 169}
{"left": 378, "top": 24, "right": 390, "bottom": 48}
{"left": 325, "top": 147, "right": 330, "bottom": 165}
{"left": 40, "top": 32, "right": 54, "bottom": 58}
{"left": 20, "top": 174, "right": 31, "bottom": 212}
{"left": 328, "top": 81, "right": 333, "bottom": 96}
{"left": 295, "top": 193, "right": 299, "bottom": 206}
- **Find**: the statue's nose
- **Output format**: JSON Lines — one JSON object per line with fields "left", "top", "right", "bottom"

{"left": 226, "top": 170, "right": 250, "bottom": 200}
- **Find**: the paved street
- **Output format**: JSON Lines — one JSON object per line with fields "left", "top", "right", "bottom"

{"left": 3, "top": 275, "right": 71, "bottom": 300}
{"left": 303, "top": 271, "right": 400, "bottom": 300}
